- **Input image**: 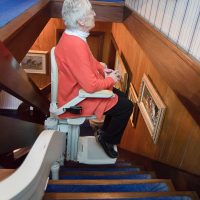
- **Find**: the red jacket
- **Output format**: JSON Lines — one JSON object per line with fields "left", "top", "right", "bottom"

{"left": 55, "top": 33, "right": 118, "bottom": 119}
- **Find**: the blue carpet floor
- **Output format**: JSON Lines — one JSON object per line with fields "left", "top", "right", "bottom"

{"left": 0, "top": 0, "right": 38, "bottom": 27}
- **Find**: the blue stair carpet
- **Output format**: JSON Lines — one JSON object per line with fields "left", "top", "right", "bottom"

{"left": 59, "top": 174, "right": 152, "bottom": 180}
{"left": 0, "top": 0, "right": 38, "bottom": 28}
{"left": 46, "top": 182, "right": 169, "bottom": 193}
{"left": 60, "top": 167, "right": 140, "bottom": 172}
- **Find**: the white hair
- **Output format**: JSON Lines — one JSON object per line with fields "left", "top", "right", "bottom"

{"left": 62, "top": 0, "right": 92, "bottom": 29}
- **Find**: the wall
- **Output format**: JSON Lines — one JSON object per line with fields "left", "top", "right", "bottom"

{"left": 125, "top": 0, "right": 200, "bottom": 62}
{"left": 29, "top": 18, "right": 113, "bottom": 89}
{"left": 112, "top": 22, "right": 200, "bottom": 175}
{"left": 31, "top": 17, "right": 200, "bottom": 175}
{"left": 31, "top": 18, "right": 113, "bottom": 64}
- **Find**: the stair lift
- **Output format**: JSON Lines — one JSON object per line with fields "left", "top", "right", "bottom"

{"left": 45, "top": 47, "right": 117, "bottom": 165}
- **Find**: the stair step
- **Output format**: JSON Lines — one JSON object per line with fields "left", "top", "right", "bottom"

{"left": 59, "top": 171, "right": 155, "bottom": 177}
{"left": 58, "top": 171, "right": 156, "bottom": 180}
{"left": 60, "top": 167, "right": 141, "bottom": 172}
{"left": 64, "top": 162, "right": 133, "bottom": 168}
{"left": 46, "top": 179, "right": 174, "bottom": 193}
{"left": 0, "top": 169, "right": 15, "bottom": 181}
{"left": 44, "top": 191, "right": 199, "bottom": 200}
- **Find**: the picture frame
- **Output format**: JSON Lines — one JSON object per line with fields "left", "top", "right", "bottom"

{"left": 114, "top": 51, "right": 128, "bottom": 93}
{"left": 138, "top": 74, "right": 166, "bottom": 143}
{"left": 128, "top": 83, "right": 139, "bottom": 128}
{"left": 21, "top": 50, "right": 48, "bottom": 74}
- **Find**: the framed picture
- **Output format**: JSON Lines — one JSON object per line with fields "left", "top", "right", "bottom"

{"left": 138, "top": 74, "right": 166, "bottom": 143}
{"left": 128, "top": 83, "right": 139, "bottom": 128}
{"left": 114, "top": 51, "right": 128, "bottom": 93}
{"left": 21, "top": 50, "right": 48, "bottom": 74}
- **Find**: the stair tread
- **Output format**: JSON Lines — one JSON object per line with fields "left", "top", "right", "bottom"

{"left": 58, "top": 171, "right": 156, "bottom": 180}
{"left": 44, "top": 191, "right": 199, "bottom": 200}
{"left": 60, "top": 167, "right": 141, "bottom": 172}
{"left": 48, "top": 179, "right": 174, "bottom": 192}
{"left": 48, "top": 179, "right": 173, "bottom": 185}
{"left": 63, "top": 162, "right": 135, "bottom": 168}
{"left": 60, "top": 170, "right": 155, "bottom": 175}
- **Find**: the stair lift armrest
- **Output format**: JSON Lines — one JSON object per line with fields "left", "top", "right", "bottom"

{"left": 79, "top": 89, "right": 114, "bottom": 98}
{"left": 50, "top": 96, "right": 86, "bottom": 116}
{"left": 50, "top": 89, "right": 114, "bottom": 116}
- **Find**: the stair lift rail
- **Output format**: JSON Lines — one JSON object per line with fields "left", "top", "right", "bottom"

{"left": 0, "top": 130, "right": 66, "bottom": 200}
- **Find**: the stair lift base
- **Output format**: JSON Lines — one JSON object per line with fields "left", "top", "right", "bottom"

{"left": 45, "top": 117, "right": 117, "bottom": 165}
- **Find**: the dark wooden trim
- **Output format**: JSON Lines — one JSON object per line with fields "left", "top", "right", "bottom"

{"left": 0, "top": 115, "right": 43, "bottom": 154}
{"left": 0, "top": 0, "right": 50, "bottom": 62}
{"left": 89, "top": 31, "right": 105, "bottom": 61}
{"left": 50, "top": 0, "right": 126, "bottom": 22}
{"left": 124, "top": 12, "right": 200, "bottom": 126}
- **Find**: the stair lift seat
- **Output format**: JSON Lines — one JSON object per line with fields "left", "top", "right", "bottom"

{"left": 45, "top": 47, "right": 117, "bottom": 165}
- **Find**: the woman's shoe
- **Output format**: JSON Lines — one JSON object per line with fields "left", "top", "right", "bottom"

{"left": 97, "top": 135, "right": 118, "bottom": 158}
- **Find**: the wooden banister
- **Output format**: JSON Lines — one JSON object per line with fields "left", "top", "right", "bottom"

{"left": 0, "top": 42, "right": 49, "bottom": 116}
{"left": 0, "top": 115, "right": 43, "bottom": 154}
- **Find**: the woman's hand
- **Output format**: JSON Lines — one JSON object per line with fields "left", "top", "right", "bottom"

{"left": 107, "top": 70, "right": 121, "bottom": 83}
{"left": 100, "top": 62, "right": 107, "bottom": 69}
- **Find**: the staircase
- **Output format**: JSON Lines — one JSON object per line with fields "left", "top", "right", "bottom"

{"left": 44, "top": 161, "right": 199, "bottom": 200}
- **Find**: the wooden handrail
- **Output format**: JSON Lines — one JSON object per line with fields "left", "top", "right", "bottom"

{"left": 0, "top": 115, "right": 43, "bottom": 154}
{"left": 0, "top": 130, "right": 65, "bottom": 199}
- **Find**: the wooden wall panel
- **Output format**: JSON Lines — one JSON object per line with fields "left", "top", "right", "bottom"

{"left": 124, "top": 13, "right": 200, "bottom": 126}
{"left": 112, "top": 23, "right": 200, "bottom": 175}
{"left": 180, "top": 125, "right": 200, "bottom": 172}
{"left": 31, "top": 18, "right": 65, "bottom": 51}
{"left": 31, "top": 19, "right": 112, "bottom": 62}
{"left": 50, "top": 0, "right": 126, "bottom": 22}
{"left": 29, "top": 19, "right": 113, "bottom": 97}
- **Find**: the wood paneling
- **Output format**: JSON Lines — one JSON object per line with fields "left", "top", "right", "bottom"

{"left": 123, "top": 12, "right": 200, "bottom": 126}
{"left": 50, "top": 0, "right": 126, "bottom": 22}
{"left": 30, "top": 19, "right": 113, "bottom": 89}
{"left": 112, "top": 22, "right": 200, "bottom": 175}
{"left": 31, "top": 19, "right": 65, "bottom": 52}
{"left": 88, "top": 32, "right": 104, "bottom": 61}
{"left": 31, "top": 19, "right": 112, "bottom": 50}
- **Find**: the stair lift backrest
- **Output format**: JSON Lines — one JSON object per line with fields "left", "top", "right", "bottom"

{"left": 51, "top": 47, "right": 58, "bottom": 108}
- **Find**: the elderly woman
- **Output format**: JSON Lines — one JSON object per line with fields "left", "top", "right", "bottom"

{"left": 55, "top": 0, "right": 133, "bottom": 158}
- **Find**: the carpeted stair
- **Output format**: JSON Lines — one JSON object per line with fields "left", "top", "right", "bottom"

{"left": 44, "top": 161, "right": 199, "bottom": 200}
